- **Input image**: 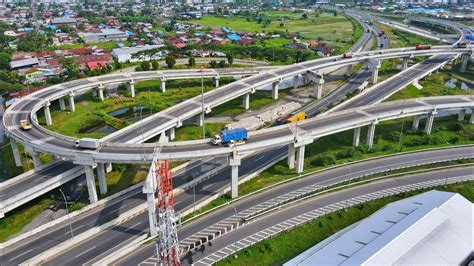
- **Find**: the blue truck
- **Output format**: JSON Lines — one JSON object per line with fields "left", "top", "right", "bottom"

{"left": 212, "top": 128, "right": 248, "bottom": 147}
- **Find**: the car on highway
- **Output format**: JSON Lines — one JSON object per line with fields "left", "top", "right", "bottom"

{"left": 20, "top": 119, "right": 32, "bottom": 131}
{"left": 343, "top": 52, "right": 353, "bottom": 58}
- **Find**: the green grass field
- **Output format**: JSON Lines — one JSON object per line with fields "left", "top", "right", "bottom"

{"left": 387, "top": 72, "right": 473, "bottom": 101}
{"left": 192, "top": 13, "right": 354, "bottom": 49}
{"left": 38, "top": 79, "right": 222, "bottom": 138}
{"left": 217, "top": 180, "right": 474, "bottom": 266}
{"left": 376, "top": 22, "right": 442, "bottom": 48}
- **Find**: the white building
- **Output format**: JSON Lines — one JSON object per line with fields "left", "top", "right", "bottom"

{"left": 111, "top": 45, "right": 164, "bottom": 63}
{"left": 80, "top": 29, "right": 128, "bottom": 44}
{"left": 285, "top": 190, "right": 474, "bottom": 265}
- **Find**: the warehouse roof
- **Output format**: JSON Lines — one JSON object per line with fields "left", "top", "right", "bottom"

{"left": 285, "top": 190, "right": 473, "bottom": 265}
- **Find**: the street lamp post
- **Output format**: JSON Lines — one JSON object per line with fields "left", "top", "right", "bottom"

{"left": 201, "top": 67, "right": 205, "bottom": 140}
{"left": 59, "top": 189, "right": 74, "bottom": 239}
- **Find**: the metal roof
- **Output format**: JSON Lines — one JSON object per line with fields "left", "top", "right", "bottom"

{"left": 285, "top": 190, "right": 473, "bottom": 265}
{"left": 111, "top": 45, "right": 163, "bottom": 56}
{"left": 10, "top": 58, "right": 39, "bottom": 69}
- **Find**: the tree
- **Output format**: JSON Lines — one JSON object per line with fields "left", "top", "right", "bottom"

{"left": 60, "top": 58, "right": 80, "bottom": 78}
{"left": 0, "top": 52, "right": 11, "bottom": 69}
{"left": 140, "top": 61, "right": 150, "bottom": 71}
{"left": 209, "top": 60, "right": 218, "bottom": 68}
{"left": 188, "top": 56, "right": 195, "bottom": 68}
{"left": 217, "top": 60, "right": 226, "bottom": 68}
{"left": 302, "top": 13, "right": 308, "bottom": 19}
{"left": 165, "top": 55, "right": 176, "bottom": 69}
{"left": 151, "top": 60, "right": 159, "bottom": 70}
{"left": 226, "top": 54, "right": 233, "bottom": 67}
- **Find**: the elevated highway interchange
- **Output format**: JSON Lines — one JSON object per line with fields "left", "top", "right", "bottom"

{"left": 1, "top": 15, "right": 472, "bottom": 265}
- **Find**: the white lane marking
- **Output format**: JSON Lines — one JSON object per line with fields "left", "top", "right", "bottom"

{"left": 111, "top": 204, "right": 129, "bottom": 213}
{"left": 64, "top": 224, "right": 84, "bottom": 235}
{"left": 75, "top": 245, "right": 96, "bottom": 258}
{"left": 124, "top": 221, "right": 142, "bottom": 232}
{"left": 255, "top": 156, "right": 265, "bottom": 162}
{"left": 9, "top": 249, "right": 33, "bottom": 262}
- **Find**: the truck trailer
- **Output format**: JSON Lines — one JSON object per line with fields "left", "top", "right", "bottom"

{"left": 75, "top": 138, "right": 100, "bottom": 149}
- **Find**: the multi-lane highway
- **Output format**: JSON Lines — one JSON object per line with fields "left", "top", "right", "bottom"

{"left": 1, "top": 14, "right": 472, "bottom": 265}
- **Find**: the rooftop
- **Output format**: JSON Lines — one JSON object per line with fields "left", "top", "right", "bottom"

{"left": 285, "top": 190, "right": 474, "bottom": 265}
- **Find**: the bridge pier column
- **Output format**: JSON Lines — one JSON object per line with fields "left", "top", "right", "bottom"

{"left": 230, "top": 155, "right": 241, "bottom": 199}
{"left": 412, "top": 115, "right": 421, "bottom": 130}
{"left": 243, "top": 93, "right": 250, "bottom": 110}
{"left": 84, "top": 165, "right": 98, "bottom": 204}
{"left": 10, "top": 138, "right": 22, "bottom": 167}
{"left": 105, "top": 162, "right": 113, "bottom": 173}
{"left": 59, "top": 97, "right": 66, "bottom": 111}
{"left": 345, "top": 64, "right": 352, "bottom": 76}
{"left": 68, "top": 92, "right": 75, "bottom": 113}
{"left": 158, "top": 131, "right": 168, "bottom": 143}
{"left": 196, "top": 113, "right": 204, "bottom": 127}
{"left": 287, "top": 143, "right": 295, "bottom": 170}
{"left": 127, "top": 80, "right": 135, "bottom": 98}
{"left": 293, "top": 75, "right": 299, "bottom": 89}
{"left": 366, "top": 121, "right": 377, "bottom": 150}
{"left": 470, "top": 110, "right": 474, "bottom": 124}
{"left": 32, "top": 150, "right": 41, "bottom": 168}
{"left": 424, "top": 111, "right": 437, "bottom": 135}
{"left": 295, "top": 145, "right": 305, "bottom": 174}
{"left": 458, "top": 109, "right": 466, "bottom": 121}
{"left": 160, "top": 78, "right": 166, "bottom": 93}
{"left": 97, "top": 163, "right": 107, "bottom": 195}
{"left": 353, "top": 127, "right": 361, "bottom": 147}
{"left": 272, "top": 82, "right": 279, "bottom": 100}
{"left": 97, "top": 86, "right": 105, "bottom": 101}
{"left": 460, "top": 53, "right": 469, "bottom": 73}
{"left": 143, "top": 162, "right": 158, "bottom": 237}
{"left": 402, "top": 57, "right": 409, "bottom": 71}
{"left": 315, "top": 77, "right": 324, "bottom": 99}
{"left": 168, "top": 127, "right": 175, "bottom": 141}
{"left": 214, "top": 76, "right": 220, "bottom": 88}
{"left": 44, "top": 101, "right": 52, "bottom": 126}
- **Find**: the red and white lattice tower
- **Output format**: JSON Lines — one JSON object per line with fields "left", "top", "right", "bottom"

{"left": 154, "top": 160, "right": 180, "bottom": 266}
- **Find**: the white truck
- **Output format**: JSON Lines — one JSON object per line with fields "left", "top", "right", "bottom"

{"left": 75, "top": 138, "right": 100, "bottom": 149}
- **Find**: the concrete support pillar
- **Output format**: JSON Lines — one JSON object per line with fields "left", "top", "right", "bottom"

{"left": 470, "top": 109, "right": 474, "bottom": 124}
{"left": 412, "top": 115, "right": 421, "bottom": 131}
{"left": 316, "top": 78, "right": 324, "bottom": 99}
{"left": 293, "top": 75, "right": 299, "bottom": 89}
{"left": 97, "top": 163, "right": 107, "bottom": 195}
{"left": 366, "top": 122, "right": 377, "bottom": 149}
{"left": 84, "top": 165, "right": 98, "bottom": 204}
{"left": 458, "top": 109, "right": 466, "bottom": 121}
{"left": 243, "top": 93, "right": 250, "bottom": 110}
{"left": 44, "top": 101, "right": 52, "bottom": 126}
{"left": 10, "top": 138, "right": 22, "bottom": 167}
{"left": 425, "top": 111, "right": 436, "bottom": 135}
{"left": 287, "top": 143, "right": 295, "bottom": 170}
{"left": 145, "top": 192, "right": 158, "bottom": 237}
{"left": 160, "top": 78, "right": 166, "bottom": 93}
{"left": 272, "top": 82, "right": 279, "bottom": 100}
{"left": 59, "top": 97, "right": 66, "bottom": 111}
{"left": 460, "top": 54, "right": 469, "bottom": 73}
{"left": 214, "top": 76, "right": 220, "bottom": 88}
{"left": 345, "top": 64, "right": 352, "bottom": 76}
{"left": 229, "top": 155, "right": 241, "bottom": 199}
{"left": 371, "top": 66, "right": 380, "bottom": 84}
{"left": 196, "top": 113, "right": 204, "bottom": 127}
{"left": 97, "top": 87, "right": 104, "bottom": 101}
{"left": 68, "top": 92, "right": 75, "bottom": 113}
{"left": 105, "top": 162, "right": 113, "bottom": 173}
{"left": 158, "top": 131, "right": 168, "bottom": 143}
{"left": 295, "top": 145, "right": 305, "bottom": 174}
{"left": 402, "top": 57, "right": 409, "bottom": 71}
{"left": 32, "top": 151, "right": 41, "bottom": 168}
{"left": 143, "top": 161, "right": 158, "bottom": 237}
{"left": 168, "top": 127, "right": 175, "bottom": 141}
{"left": 127, "top": 80, "right": 135, "bottom": 98}
{"left": 353, "top": 127, "right": 361, "bottom": 147}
